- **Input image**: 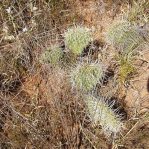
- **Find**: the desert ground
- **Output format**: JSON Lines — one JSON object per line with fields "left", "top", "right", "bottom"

{"left": 0, "top": 0, "right": 149, "bottom": 149}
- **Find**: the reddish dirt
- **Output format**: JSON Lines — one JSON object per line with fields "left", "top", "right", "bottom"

{"left": 124, "top": 48, "right": 149, "bottom": 117}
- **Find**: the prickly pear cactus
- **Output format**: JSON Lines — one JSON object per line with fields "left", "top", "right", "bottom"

{"left": 70, "top": 62, "right": 104, "bottom": 92}
{"left": 85, "top": 95, "right": 123, "bottom": 137}
{"left": 64, "top": 26, "right": 92, "bottom": 55}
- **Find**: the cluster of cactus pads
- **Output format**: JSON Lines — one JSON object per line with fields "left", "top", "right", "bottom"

{"left": 40, "top": 25, "right": 123, "bottom": 139}
{"left": 41, "top": 26, "right": 92, "bottom": 65}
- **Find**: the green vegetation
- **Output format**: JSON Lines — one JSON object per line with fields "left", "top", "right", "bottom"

{"left": 106, "top": 21, "right": 144, "bottom": 52}
{"left": 70, "top": 62, "right": 104, "bottom": 92}
{"left": 84, "top": 95, "right": 122, "bottom": 137}
{"left": 64, "top": 26, "right": 92, "bottom": 55}
{"left": 118, "top": 55, "right": 135, "bottom": 83}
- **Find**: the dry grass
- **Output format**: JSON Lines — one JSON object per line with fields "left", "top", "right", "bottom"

{"left": 0, "top": 0, "right": 149, "bottom": 149}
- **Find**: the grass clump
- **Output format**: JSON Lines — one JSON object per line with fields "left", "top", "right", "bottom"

{"left": 40, "top": 44, "right": 63, "bottom": 66}
{"left": 64, "top": 25, "right": 92, "bottom": 55}
{"left": 118, "top": 55, "right": 135, "bottom": 83}
{"left": 106, "top": 21, "right": 144, "bottom": 52}
{"left": 84, "top": 95, "right": 123, "bottom": 137}
{"left": 70, "top": 62, "right": 104, "bottom": 92}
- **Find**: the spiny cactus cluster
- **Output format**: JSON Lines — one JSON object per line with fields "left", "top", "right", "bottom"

{"left": 106, "top": 21, "right": 144, "bottom": 52}
{"left": 39, "top": 25, "right": 124, "bottom": 139}
{"left": 64, "top": 26, "right": 92, "bottom": 55}
{"left": 40, "top": 26, "right": 92, "bottom": 67}
{"left": 84, "top": 95, "right": 123, "bottom": 137}
{"left": 40, "top": 44, "right": 63, "bottom": 66}
{"left": 70, "top": 62, "right": 104, "bottom": 92}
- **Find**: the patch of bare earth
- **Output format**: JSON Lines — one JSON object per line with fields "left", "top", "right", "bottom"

{"left": 124, "top": 48, "right": 149, "bottom": 117}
